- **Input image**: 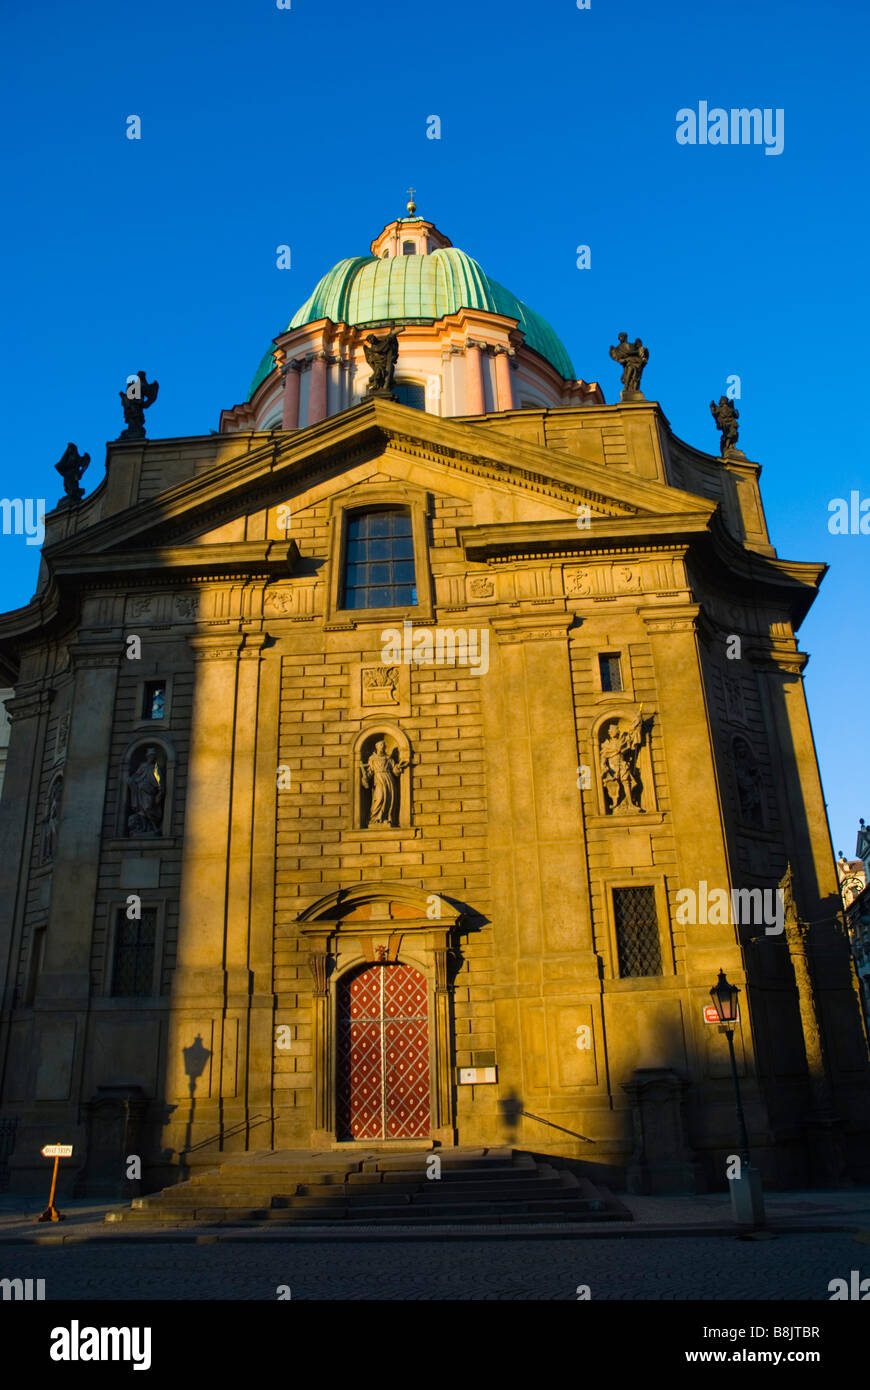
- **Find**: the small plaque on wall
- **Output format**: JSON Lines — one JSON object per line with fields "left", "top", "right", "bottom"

{"left": 457, "top": 1066, "right": 497, "bottom": 1085}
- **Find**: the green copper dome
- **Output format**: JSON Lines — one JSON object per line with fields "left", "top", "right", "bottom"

{"left": 248, "top": 246, "right": 575, "bottom": 398}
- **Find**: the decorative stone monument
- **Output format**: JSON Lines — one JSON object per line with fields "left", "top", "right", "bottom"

{"left": 364, "top": 328, "right": 400, "bottom": 398}
{"left": 119, "top": 370, "right": 159, "bottom": 441}
{"left": 710, "top": 395, "right": 745, "bottom": 458}
{"left": 54, "top": 443, "right": 90, "bottom": 508}
{"left": 609, "top": 332, "right": 649, "bottom": 400}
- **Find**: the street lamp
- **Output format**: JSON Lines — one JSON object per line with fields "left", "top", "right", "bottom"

{"left": 710, "top": 969, "right": 765, "bottom": 1229}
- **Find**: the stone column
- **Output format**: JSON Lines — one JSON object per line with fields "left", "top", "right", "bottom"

{"left": 35, "top": 645, "right": 121, "bottom": 1131}
{"left": 493, "top": 347, "right": 514, "bottom": 411}
{"left": 465, "top": 342, "right": 485, "bottom": 414}
{"left": 308, "top": 948, "right": 331, "bottom": 1143}
{"left": 484, "top": 616, "right": 599, "bottom": 1126}
{"left": 0, "top": 687, "right": 53, "bottom": 1094}
{"left": 219, "top": 635, "right": 267, "bottom": 1143}
{"left": 247, "top": 649, "right": 281, "bottom": 1141}
{"left": 168, "top": 634, "right": 243, "bottom": 1153}
{"left": 433, "top": 944, "right": 454, "bottom": 1142}
{"left": 41, "top": 647, "right": 120, "bottom": 995}
{"left": 281, "top": 361, "right": 301, "bottom": 430}
{"left": 643, "top": 611, "right": 734, "bottom": 960}
{"left": 308, "top": 353, "right": 329, "bottom": 425}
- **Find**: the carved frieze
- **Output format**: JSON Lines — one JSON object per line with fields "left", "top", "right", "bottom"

{"left": 174, "top": 595, "right": 198, "bottom": 621}
{"left": 467, "top": 576, "right": 495, "bottom": 600}
{"left": 564, "top": 558, "right": 679, "bottom": 600}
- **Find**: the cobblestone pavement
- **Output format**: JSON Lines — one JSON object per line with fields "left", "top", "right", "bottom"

{"left": 1, "top": 1231, "right": 867, "bottom": 1299}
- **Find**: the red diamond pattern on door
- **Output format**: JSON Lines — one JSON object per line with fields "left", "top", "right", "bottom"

{"left": 337, "top": 964, "right": 430, "bottom": 1140}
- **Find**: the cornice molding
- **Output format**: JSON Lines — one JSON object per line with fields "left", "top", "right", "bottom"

{"left": 4, "top": 687, "right": 55, "bottom": 721}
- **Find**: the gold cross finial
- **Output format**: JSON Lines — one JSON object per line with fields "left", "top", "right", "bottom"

{"left": 406, "top": 185, "right": 417, "bottom": 216}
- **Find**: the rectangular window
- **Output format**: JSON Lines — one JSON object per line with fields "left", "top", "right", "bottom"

{"left": 599, "top": 654, "right": 623, "bottom": 692}
{"left": 613, "top": 887, "right": 662, "bottom": 978}
{"left": 343, "top": 509, "right": 417, "bottom": 609}
{"left": 112, "top": 909, "right": 157, "bottom": 996}
{"left": 142, "top": 681, "right": 166, "bottom": 719}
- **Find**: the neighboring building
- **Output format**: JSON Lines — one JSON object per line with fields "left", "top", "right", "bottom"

{"left": 0, "top": 206, "right": 868, "bottom": 1198}
{"left": 842, "top": 822, "right": 870, "bottom": 1032}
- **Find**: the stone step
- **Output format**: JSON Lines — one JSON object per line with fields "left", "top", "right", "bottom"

{"left": 147, "top": 1171, "right": 576, "bottom": 1208}
{"left": 110, "top": 1148, "right": 625, "bottom": 1226}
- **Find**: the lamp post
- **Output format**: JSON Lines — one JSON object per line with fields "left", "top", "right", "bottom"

{"left": 710, "top": 969, "right": 765, "bottom": 1229}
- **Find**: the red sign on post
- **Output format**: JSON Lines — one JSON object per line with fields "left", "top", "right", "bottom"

{"left": 703, "top": 1005, "right": 739, "bottom": 1024}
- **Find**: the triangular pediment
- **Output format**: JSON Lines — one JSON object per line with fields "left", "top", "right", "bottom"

{"left": 44, "top": 398, "right": 714, "bottom": 572}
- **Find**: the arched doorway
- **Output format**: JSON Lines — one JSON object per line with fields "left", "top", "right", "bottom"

{"left": 336, "top": 962, "right": 431, "bottom": 1140}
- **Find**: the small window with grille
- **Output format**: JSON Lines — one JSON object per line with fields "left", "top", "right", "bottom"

{"left": 402, "top": 240, "right": 415, "bottom": 255}
{"left": 612, "top": 886, "right": 662, "bottom": 978}
{"left": 599, "top": 654, "right": 623, "bottom": 692}
{"left": 111, "top": 908, "right": 157, "bottom": 996}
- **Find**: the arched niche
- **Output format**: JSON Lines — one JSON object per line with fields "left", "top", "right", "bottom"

{"left": 352, "top": 725, "right": 413, "bottom": 831}
{"left": 731, "top": 734, "right": 765, "bottom": 830}
{"left": 118, "top": 736, "right": 176, "bottom": 839}
{"left": 592, "top": 708, "right": 656, "bottom": 816}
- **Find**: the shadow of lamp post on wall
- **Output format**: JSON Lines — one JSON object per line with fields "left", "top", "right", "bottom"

{"left": 710, "top": 969, "right": 766, "bottom": 1231}
{"left": 180, "top": 1034, "right": 212, "bottom": 1175}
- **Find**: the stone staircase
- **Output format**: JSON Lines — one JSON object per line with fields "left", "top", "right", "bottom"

{"left": 107, "top": 1147, "right": 629, "bottom": 1226}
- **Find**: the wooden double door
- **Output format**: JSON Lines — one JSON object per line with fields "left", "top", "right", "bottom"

{"left": 336, "top": 962, "right": 431, "bottom": 1140}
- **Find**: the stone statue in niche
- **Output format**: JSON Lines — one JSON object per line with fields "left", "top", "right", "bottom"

{"left": 359, "top": 738, "right": 409, "bottom": 827}
{"left": 599, "top": 709, "right": 646, "bottom": 814}
{"left": 127, "top": 746, "right": 165, "bottom": 836}
{"left": 733, "top": 737, "right": 763, "bottom": 828}
{"left": 42, "top": 774, "right": 63, "bottom": 863}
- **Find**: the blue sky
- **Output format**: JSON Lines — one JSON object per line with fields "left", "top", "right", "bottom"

{"left": 1, "top": 0, "right": 867, "bottom": 858}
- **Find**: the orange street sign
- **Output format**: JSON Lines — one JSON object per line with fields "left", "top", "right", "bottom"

{"left": 41, "top": 1144, "right": 73, "bottom": 1158}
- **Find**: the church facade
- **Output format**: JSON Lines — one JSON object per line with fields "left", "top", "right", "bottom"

{"left": 1, "top": 207, "right": 868, "bottom": 1197}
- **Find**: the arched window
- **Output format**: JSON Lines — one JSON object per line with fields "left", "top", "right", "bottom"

{"left": 343, "top": 508, "right": 416, "bottom": 609}
{"left": 393, "top": 381, "right": 426, "bottom": 411}
{"left": 402, "top": 240, "right": 415, "bottom": 256}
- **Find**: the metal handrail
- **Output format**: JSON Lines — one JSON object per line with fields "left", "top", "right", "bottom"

{"left": 181, "top": 1112, "right": 273, "bottom": 1155}
{"left": 517, "top": 1108, "right": 595, "bottom": 1144}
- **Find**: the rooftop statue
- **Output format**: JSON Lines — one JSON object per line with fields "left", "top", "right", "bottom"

{"left": 54, "top": 442, "right": 90, "bottom": 507}
{"left": 364, "top": 328, "right": 400, "bottom": 395}
{"left": 119, "top": 370, "right": 159, "bottom": 440}
{"left": 710, "top": 395, "right": 741, "bottom": 457}
{"left": 609, "top": 332, "right": 649, "bottom": 398}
